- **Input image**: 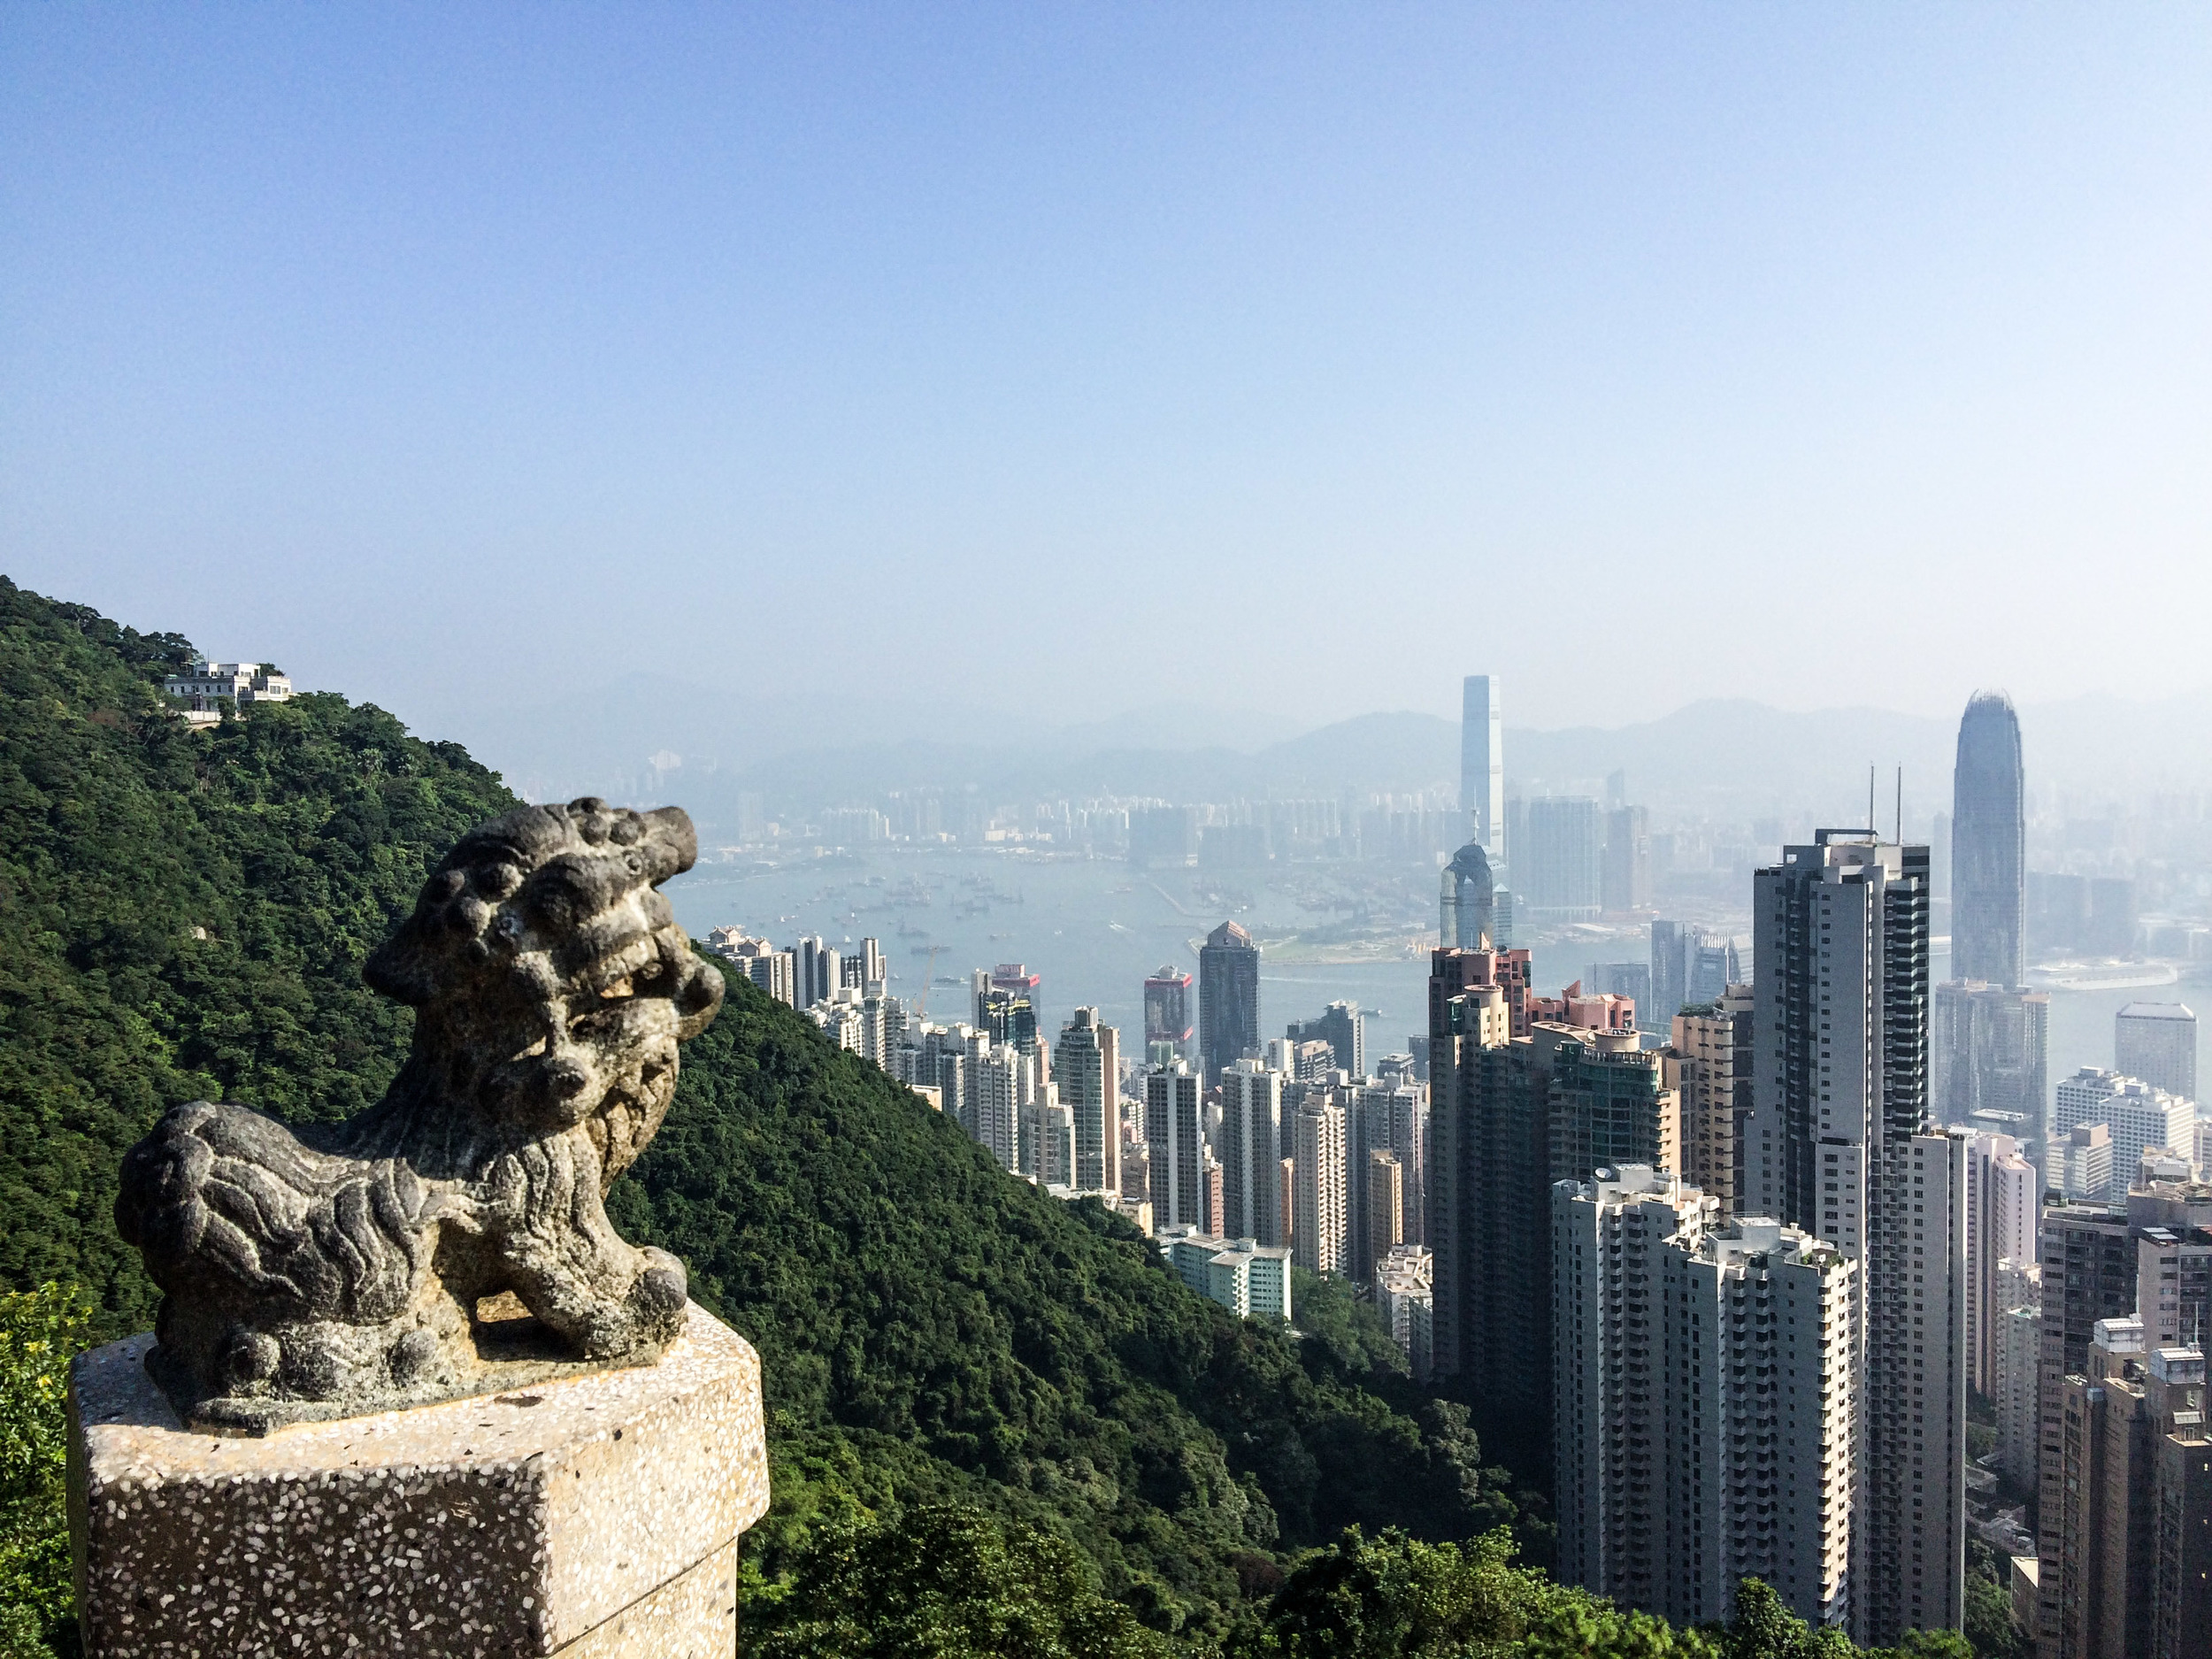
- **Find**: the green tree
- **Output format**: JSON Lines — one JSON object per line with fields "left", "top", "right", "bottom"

{"left": 0, "top": 1283, "right": 92, "bottom": 1659}
{"left": 745, "top": 1502, "right": 1177, "bottom": 1658}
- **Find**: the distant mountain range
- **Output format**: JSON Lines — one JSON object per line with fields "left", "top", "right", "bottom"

{"left": 442, "top": 672, "right": 2212, "bottom": 834}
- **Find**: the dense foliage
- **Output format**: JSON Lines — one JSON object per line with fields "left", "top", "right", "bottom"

{"left": 0, "top": 577, "right": 516, "bottom": 1336}
{"left": 0, "top": 1285, "right": 90, "bottom": 1659}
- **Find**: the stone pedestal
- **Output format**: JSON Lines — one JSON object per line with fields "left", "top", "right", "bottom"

{"left": 68, "top": 1303, "right": 769, "bottom": 1658}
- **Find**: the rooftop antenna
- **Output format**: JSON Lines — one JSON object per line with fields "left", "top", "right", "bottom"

{"left": 1868, "top": 765, "right": 1876, "bottom": 834}
{"left": 1895, "top": 768, "right": 1903, "bottom": 843}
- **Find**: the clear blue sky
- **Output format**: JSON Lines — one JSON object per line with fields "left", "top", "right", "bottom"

{"left": 4, "top": 6, "right": 2208, "bottom": 748}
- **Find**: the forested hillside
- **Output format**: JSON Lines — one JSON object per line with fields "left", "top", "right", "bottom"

{"left": 0, "top": 579, "right": 1525, "bottom": 1645}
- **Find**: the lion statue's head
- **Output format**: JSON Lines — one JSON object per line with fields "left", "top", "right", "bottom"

{"left": 365, "top": 796, "right": 725, "bottom": 1184}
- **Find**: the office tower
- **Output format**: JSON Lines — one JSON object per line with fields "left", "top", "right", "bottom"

{"left": 1286, "top": 1002, "right": 1364, "bottom": 1078}
{"left": 1440, "top": 841, "right": 1497, "bottom": 950}
{"left": 2051, "top": 1320, "right": 2212, "bottom": 1659}
{"left": 1367, "top": 1150, "right": 1404, "bottom": 1271}
{"left": 1219, "top": 1060, "right": 1285, "bottom": 1245}
{"left": 1426, "top": 948, "right": 1555, "bottom": 1445}
{"left": 1546, "top": 1029, "right": 1678, "bottom": 1187}
{"left": 2034, "top": 1202, "right": 2138, "bottom": 1650}
{"left": 1552, "top": 1168, "right": 1855, "bottom": 1631}
{"left": 2055, "top": 1069, "right": 2195, "bottom": 1203}
{"left": 1058, "top": 1008, "right": 1121, "bottom": 1194}
{"left": 1461, "top": 674, "right": 1504, "bottom": 862}
{"left": 1293, "top": 1099, "right": 1348, "bottom": 1276}
{"left": 793, "top": 935, "right": 839, "bottom": 1008}
{"left": 1522, "top": 797, "right": 1602, "bottom": 922}
{"left": 1965, "top": 1134, "right": 2040, "bottom": 1396}
{"left": 2116, "top": 1002, "right": 2198, "bottom": 1104}
{"left": 1199, "top": 921, "right": 1260, "bottom": 1087}
{"left": 1143, "top": 965, "right": 1194, "bottom": 1061}
{"left": 1749, "top": 831, "right": 1964, "bottom": 1644}
{"left": 1600, "top": 805, "right": 1649, "bottom": 913}
{"left": 1668, "top": 991, "right": 1751, "bottom": 1217}
{"left": 2058, "top": 1124, "right": 2115, "bottom": 1203}
{"left": 1994, "top": 1302, "right": 2041, "bottom": 1486}
{"left": 1686, "top": 932, "right": 1741, "bottom": 1007}
{"left": 1932, "top": 981, "right": 2052, "bottom": 1146}
{"left": 1952, "top": 692, "right": 2026, "bottom": 988}
{"left": 1146, "top": 1063, "right": 1204, "bottom": 1232}
{"left": 1650, "top": 920, "right": 1687, "bottom": 1031}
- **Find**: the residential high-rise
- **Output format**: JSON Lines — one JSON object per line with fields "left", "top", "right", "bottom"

{"left": 1952, "top": 692, "right": 2026, "bottom": 988}
{"left": 1146, "top": 1062, "right": 1204, "bottom": 1232}
{"left": 1373, "top": 1244, "right": 1433, "bottom": 1379}
{"left": 1286, "top": 1002, "right": 1364, "bottom": 1079}
{"left": 1144, "top": 965, "right": 1194, "bottom": 1062}
{"left": 1293, "top": 1099, "right": 1348, "bottom": 1276}
{"left": 1552, "top": 1167, "right": 1855, "bottom": 1631}
{"left": 2055, "top": 1069, "right": 2196, "bottom": 1204}
{"left": 1932, "top": 981, "right": 2051, "bottom": 1148}
{"left": 2034, "top": 1202, "right": 2137, "bottom": 1651}
{"left": 1965, "top": 1133, "right": 2040, "bottom": 1396}
{"left": 1218, "top": 1059, "right": 1284, "bottom": 1246}
{"left": 1749, "top": 831, "right": 1964, "bottom": 1645}
{"left": 1461, "top": 674, "right": 1504, "bottom": 865}
{"left": 794, "top": 935, "right": 839, "bottom": 1009}
{"left": 2116, "top": 1002, "right": 2198, "bottom": 1104}
{"left": 2050, "top": 1319, "right": 2212, "bottom": 1659}
{"left": 1546, "top": 1029, "right": 1678, "bottom": 1187}
{"left": 1426, "top": 946, "right": 1558, "bottom": 1452}
{"left": 1993, "top": 1301, "right": 2041, "bottom": 1486}
{"left": 1522, "top": 797, "right": 1602, "bottom": 923}
{"left": 1057, "top": 1008, "right": 1121, "bottom": 1194}
{"left": 1356, "top": 1076, "right": 1426, "bottom": 1248}
{"left": 1199, "top": 922, "right": 1261, "bottom": 1087}
{"left": 971, "top": 1043, "right": 1023, "bottom": 1171}
{"left": 1440, "top": 841, "right": 1497, "bottom": 949}
{"left": 1667, "top": 989, "right": 1752, "bottom": 1216}
{"left": 1367, "top": 1150, "right": 1404, "bottom": 1271}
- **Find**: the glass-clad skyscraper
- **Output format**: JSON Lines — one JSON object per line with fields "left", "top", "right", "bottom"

{"left": 1952, "top": 692, "right": 2024, "bottom": 987}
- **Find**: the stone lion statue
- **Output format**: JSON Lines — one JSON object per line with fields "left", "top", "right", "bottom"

{"left": 116, "top": 798, "right": 725, "bottom": 1432}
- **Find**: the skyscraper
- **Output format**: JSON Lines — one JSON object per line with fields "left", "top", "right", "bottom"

{"left": 1218, "top": 1059, "right": 1284, "bottom": 1246}
{"left": 1666, "top": 988, "right": 1753, "bottom": 1217}
{"left": 1461, "top": 674, "right": 1504, "bottom": 864}
{"left": 2116, "top": 1002, "right": 2198, "bottom": 1104}
{"left": 2054, "top": 1068, "right": 2196, "bottom": 1203}
{"left": 1750, "top": 832, "right": 1964, "bottom": 1645}
{"left": 1553, "top": 1168, "right": 1856, "bottom": 1631}
{"left": 1600, "top": 805, "right": 1650, "bottom": 913}
{"left": 1963, "top": 1133, "right": 2039, "bottom": 1396}
{"left": 1199, "top": 921, "right": 1260, "bottom": 1087}
{"left": 1144, "top": 965, "right": 1194, "bottom": 1061}
{"left": 1931, "top": 982, "right": 2051, "bottom": 1136}
{"left": 1521, "top": 796, "right": 1603, "bottom": 922}
{"left": 1057, "top": 1008, "right": 1120, "bottom": 1195}
{"left": 1146, "top": 1062, "right": 1204, "bottom": 1232}
{"left": 1952, "top": 692, "right": 2025, "bottom": 988}
{"left": 1293, "top": 1098, "right": 1348, "bottom": 1275}
{"left": 1285, "top": 1002, "right": 1364, "bottom": 1078}
{"left": 1440, "top": 841, "right": 1496, "bottom": 949}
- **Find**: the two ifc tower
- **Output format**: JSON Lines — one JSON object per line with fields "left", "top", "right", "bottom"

{"left": 1442, "top": 673, "right": 2028, "bottom": 987}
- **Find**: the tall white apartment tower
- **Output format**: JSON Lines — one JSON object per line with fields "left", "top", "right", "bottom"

{"left": 1964, "top": 1133, "right": 2039, "bottom": 1396}
{"left": 1219, "top": 1059, "right": 1285, "bottom": 1246}
{"left": 1146, "top": 1063, "right": 1204, "bottom": 1232}
{"left": 1553, "top": 1166, "right": 1856, "bottom": 1632}
{"left": 1750, "top": 831, "right": 1965, "bottom": 1645}
{"left": 1056, "top": 1008, "right": 1121, "bottom": 1194}
{"left": 1293, "top": 1100, "right": 1348, "bottom": 1276}
{"left": 1461, "top": 675, "right": 1505, "bottom": 871}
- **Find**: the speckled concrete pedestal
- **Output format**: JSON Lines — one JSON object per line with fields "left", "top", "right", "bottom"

{"left": 68, "top": 1302, "right": 768, "bottom": 1658}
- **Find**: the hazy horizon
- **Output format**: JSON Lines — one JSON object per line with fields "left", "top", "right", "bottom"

{"left": 7, "top": 7, "right": 2211, "bottom": 751}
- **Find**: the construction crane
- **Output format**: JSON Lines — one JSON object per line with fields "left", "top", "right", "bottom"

{"left": 913, "top": 944, "right": 942, "bottom": 1018}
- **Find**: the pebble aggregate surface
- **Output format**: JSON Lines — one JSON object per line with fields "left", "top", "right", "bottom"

{"left": 68, "top": 1302, "right": 767, "bottom": 1657}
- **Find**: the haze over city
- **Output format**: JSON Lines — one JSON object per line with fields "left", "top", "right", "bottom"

{"left": 9, "top": 12, "right": 2212, "bottom": 1659}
